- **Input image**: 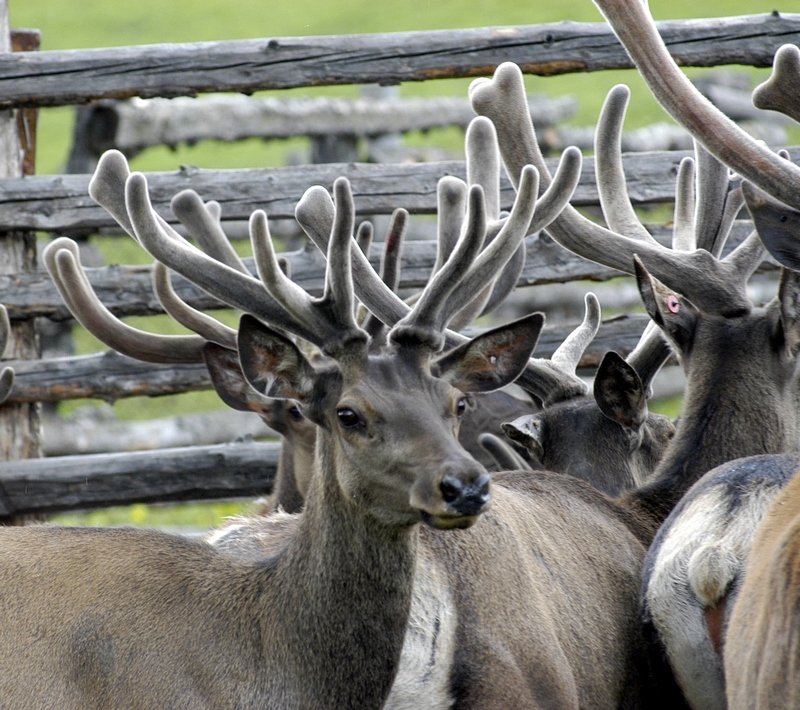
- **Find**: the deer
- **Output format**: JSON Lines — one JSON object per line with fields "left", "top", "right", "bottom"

{"left": 467, "top": 38, "right": 800, "bottom": 706}
{"left": 503, "top": 296, "right": 674, "bottom": 496}
{"left": 640, "top": 177, "right": 800, "bottom": 710}
{"left": 31, "top": 138, "right": 678, "bottom": 708}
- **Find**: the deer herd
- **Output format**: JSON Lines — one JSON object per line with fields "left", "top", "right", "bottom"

{"left": 2, "top": 1, "right": 800, "bottom": 708}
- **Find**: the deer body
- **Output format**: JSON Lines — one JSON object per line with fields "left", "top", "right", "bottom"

{"left": 210, "top": 468, "right": 650, "bottom": 709}
{"left": 643, "top": 453, "right": 800, "bottom": 710}
{"left": 724, "top": 460, "right": 800, "bottom": 708}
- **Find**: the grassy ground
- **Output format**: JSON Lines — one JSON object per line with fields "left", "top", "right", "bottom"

{"left": 11, "top": 0, "right": 784, "bottom": 525}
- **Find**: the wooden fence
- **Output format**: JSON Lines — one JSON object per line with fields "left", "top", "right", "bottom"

{"left": 1, "top": 10, "right": 798, "bottom": 518}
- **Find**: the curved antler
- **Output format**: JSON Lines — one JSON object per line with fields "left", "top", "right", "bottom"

{"left": 514, "top": 293, "right": 600, "bottom": 406}
{"left": 592, "top": 0, "right": 800, "bottom": 211}
{"left": 43, "top": 237, "right": 208, "bottom": 364}
{"left": 471, "top": 62, "right": 765, "bottom": 317}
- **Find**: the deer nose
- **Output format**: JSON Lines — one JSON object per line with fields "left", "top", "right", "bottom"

{"left": 439, "top": 471, "right": 491, "bottom": 516}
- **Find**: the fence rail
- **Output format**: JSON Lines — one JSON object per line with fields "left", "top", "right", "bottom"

{"left": 5, "top": 14, "right": 799, "bottom": 108}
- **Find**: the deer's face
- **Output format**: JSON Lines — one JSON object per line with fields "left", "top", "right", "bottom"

{"left": 320, "top": 355, "right": 491, "bottom": 530}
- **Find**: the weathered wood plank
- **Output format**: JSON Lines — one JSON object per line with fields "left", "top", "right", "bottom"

{"left": 76, "top": 94, "right": 577, "bottom": 155}
{"left": 8, "top": 148, "right": 798, "bottom": 233}
{"left": 0, "top": 441, "right": 279, "bottom": 516}
{"left": 2, "top": 15, "right": 798, "bottom": 108}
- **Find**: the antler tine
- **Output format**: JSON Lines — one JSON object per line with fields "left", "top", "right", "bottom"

{"left": 323, "top": 178, "right": 367, "bottom": 352}
{"left": 672, "top": 157, "right": 696, "bottom": 252}
{"left": 152, "top": 262, "right": 237, "bottom": 350}
{"left": 692, "top": 142, "right": 734, "bottom": 256}
{"left": 478, "top": 432, "right": 532, "bottom": 472}
{"left": 594, "top": 84, "right": 654, "bottom": 242}
{"left": 43, "top": 237, "right": 206, "bottom": 364}
{"left": 171, "top": 190, "right": 249, "bottom": 275}
{"left": 466, "top": 117, "right": 501, "bottom": 220}
{"left": 592, "top": 0, "right": 800, "bottom": 211}
{"left": 296, "top": 185, "right": 414, "bottom": 335}
{"left": 361, "top": 210, "right": 406, "bottom": 341}
{"left": 0, "top": 305, "right": 14, "bottom": 406}
{"left": 528, "top": 145, "right": 582, "bottom": 234}
{"left": 514, "top": 294, "right": 596, "bottom": 405}
{"left": 442, "top": 125, "right": 501, "bottom": 330}
{"left": 355, "top": 220, "right": 373, "bottom": 259}
{"left": 251, "top": 178, "right": 367, "bottom": 356}
{"left": 88, "top": 149, "right": 138, "bottom": 239}
{"left": 440, "top": 165, "right": 539, "bottom": 330}
{"left": 551, "top": 292, "right": 601, "bottom": 373}
{"left": 392, "top": 185, "right": 486, "bottom": 346}
{"left": 752, "top": 44, "right": 800, "bottom": 125}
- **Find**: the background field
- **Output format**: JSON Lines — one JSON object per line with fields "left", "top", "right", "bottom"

{"left": 9, "top": 0, "right": 790, "bottom": 526}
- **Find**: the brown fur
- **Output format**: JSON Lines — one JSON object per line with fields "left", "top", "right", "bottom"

{"left": 724, "top": 467, "right": 800, "bottom": 709}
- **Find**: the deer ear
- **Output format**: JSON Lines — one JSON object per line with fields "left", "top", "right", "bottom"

{"left": 778, "top": 268, "right": 800, "bottom": 359}
{"left": 594, "top": 351, "right": 647, "bottom": 430}
{"left": 202, "top": 342, "right": 279, "bottom": 419}
{"left": 433, "top": 313, "right": 543, "bottom": 393}
{"left": 634, "top": 256, "right": 698, "bottom": 352}
{"left": 237, "top": 315, "right": 317, "bottom": 403}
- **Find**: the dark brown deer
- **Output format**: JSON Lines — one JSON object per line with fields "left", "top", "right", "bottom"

{"left": 504, "top": 301, "right": 675, "bottom": 495}
{"left": 469, "top": 53, "right": 800, "bottom": 709}
{"left": 470, "top": 58, "right": 800, "bottom": 533}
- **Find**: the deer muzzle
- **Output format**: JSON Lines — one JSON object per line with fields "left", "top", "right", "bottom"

{"left": 412, "top": 463, "right": 492, "bottom": 530}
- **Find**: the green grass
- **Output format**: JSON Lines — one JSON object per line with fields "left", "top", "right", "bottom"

{"left": 14, "top": 0, "right": 787, "bottom": 526}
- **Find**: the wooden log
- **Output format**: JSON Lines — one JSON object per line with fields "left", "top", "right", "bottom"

{"left": 0, "top": 440, "right": 279, "bottom": 516}
{"left": 72, "top": 94, "right": 577, "bottom": 157}
{"left": 0, "top": 7, "right": 40, "bottom": 521}
{"left": 41, "top": 408, "right": 270, "bottom": 456}
{"left": 1, "top": 15, "right": 798, "bottom": 108}
{"left": 9, "top": 148, "right": 800, "bottom": 234}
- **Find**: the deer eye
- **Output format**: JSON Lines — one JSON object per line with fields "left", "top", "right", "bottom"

{"left": 666, "top": 294, "right": 681, "bottom": 314}
{"left": 455, "top": 397, "right": 470, "bottom": 418}
{"left": 336, "top": 407, "right": 363, "bottom": 429}
{"left": 287, "top": 404, "right": 303, "bottom": 421}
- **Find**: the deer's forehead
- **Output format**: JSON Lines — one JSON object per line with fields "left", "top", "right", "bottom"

{"left": 339, "top": 356, "right": 455, "bottom": 405}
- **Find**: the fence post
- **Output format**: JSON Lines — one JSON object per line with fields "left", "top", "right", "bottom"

{"left": 0, "top": 1, "right": 41, "bottom": 521}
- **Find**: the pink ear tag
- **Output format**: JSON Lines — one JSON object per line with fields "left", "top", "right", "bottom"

{"left": 666, "top": 295, "right": 680, "bottom": 314}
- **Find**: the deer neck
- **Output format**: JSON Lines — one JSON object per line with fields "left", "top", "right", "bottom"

{"left": 625, "top": 348, "right": 797, "bottom": 539}
{"left": 262, "top": 431, "right": 418, "bottom": 707}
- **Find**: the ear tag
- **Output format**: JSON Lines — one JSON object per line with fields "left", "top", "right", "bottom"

{"left": 666, "top": 294, "right": 680, "bottom": 314}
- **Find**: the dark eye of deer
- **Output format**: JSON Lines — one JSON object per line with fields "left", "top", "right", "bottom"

{"left": 666, "top": 294, "right": 680, "bottom": 314}
{"left": 288, "top": 404, "right": 303, "bottom": 421}
{"left": 455, "top": 398, "right": 469, "bottom": 417}
{"left": 336, "top": 407, "right": 362, "bottom": 429}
